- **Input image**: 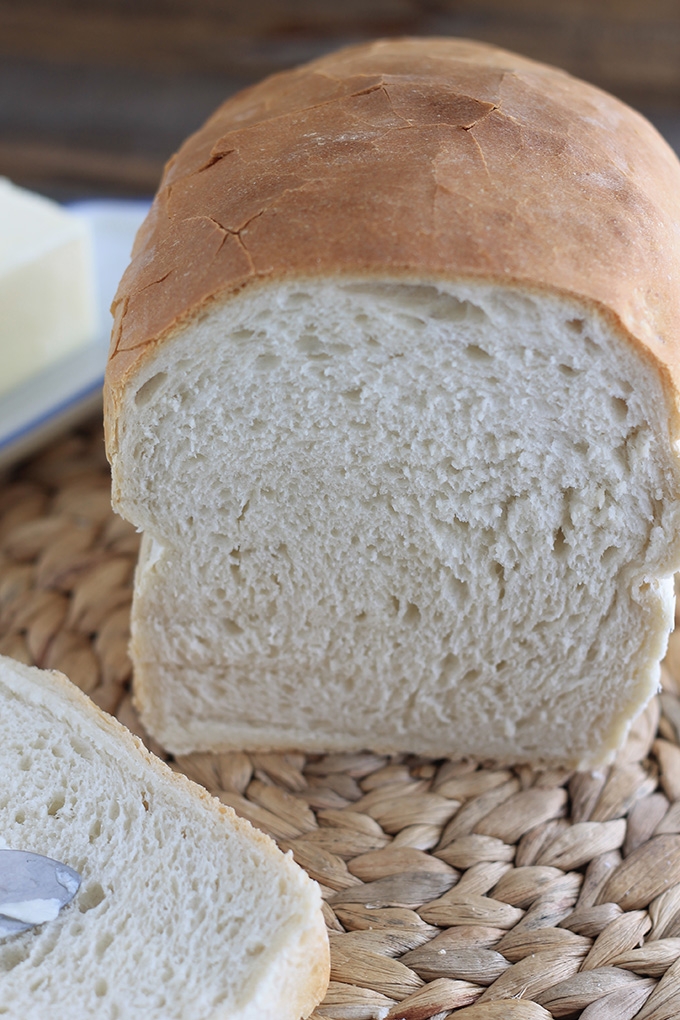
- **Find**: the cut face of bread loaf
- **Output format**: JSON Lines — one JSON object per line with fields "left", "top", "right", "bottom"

{"left": 105, "top": 38, "right": 680, "bottom": 767}
{"left": 114, "top": 280, "right": 680, "bottom": 766}
{"left": 0, "top": 655, "right": 328, "bottom": 1020}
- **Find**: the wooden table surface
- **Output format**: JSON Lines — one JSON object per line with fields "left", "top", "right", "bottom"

{"left": 1, "top": 0, "right": 680, "bottom": 200}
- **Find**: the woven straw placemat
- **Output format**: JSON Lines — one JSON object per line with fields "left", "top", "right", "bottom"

{"left": 4, "top": 417, "right": 680, "bottom": 1020}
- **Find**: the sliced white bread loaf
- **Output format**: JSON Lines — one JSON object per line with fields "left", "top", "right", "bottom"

{"left": 105, "top": 38, "right": 680, "bottom": 768}
{"left": 0, "top": 654, "right": 328, "bottom": 1020}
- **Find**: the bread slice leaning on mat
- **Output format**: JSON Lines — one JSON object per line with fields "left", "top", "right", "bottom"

{"left": 104, "top": 37, "right": 680, "bottom": 768}
{"left": 0, "top": 655, "right": 328, "bottom": 1020}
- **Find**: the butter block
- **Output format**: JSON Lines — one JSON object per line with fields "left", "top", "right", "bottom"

{"left": 0, "top": 178, "right": 97, "bottom": 396}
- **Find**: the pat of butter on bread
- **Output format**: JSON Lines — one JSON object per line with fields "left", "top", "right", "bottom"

{"left": 0, "top": 178, "right": 97, "bottom": 395}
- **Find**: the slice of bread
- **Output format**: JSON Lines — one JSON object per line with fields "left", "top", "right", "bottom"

{"left": 104, "top": 38, "right": 680, "bottom": 768}
{"left": 0, "top": 654, "right": 329, "bottom": 1020}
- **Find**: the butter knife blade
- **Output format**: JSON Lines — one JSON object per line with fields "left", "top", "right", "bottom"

{"left": 0, "top": 850, "right": 81, "bottom": 937}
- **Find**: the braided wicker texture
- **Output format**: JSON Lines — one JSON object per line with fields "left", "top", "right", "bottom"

{"left": 4, "top": 417, "right": 680, "bottom": 1020}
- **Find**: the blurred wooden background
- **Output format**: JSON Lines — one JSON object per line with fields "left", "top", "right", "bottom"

{"left": 1, "top": 0, "right": 680, "bottom": 199}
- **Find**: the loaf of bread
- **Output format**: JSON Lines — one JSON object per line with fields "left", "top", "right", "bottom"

{"left": 0, "top": 655, "right": 328, "bottom": 1019}
{"left": 105, "top": 38, "right": 680, "bottom": 767}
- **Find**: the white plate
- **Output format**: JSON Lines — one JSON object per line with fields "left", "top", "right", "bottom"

{"left": 0, "top": 199, "right": 151, "bottom": 471}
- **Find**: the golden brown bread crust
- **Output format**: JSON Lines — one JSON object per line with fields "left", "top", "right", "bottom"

{"left": 104, "top": 36, "right": 680, "bottom": 448}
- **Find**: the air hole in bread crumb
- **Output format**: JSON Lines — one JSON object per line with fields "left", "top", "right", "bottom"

{"left": 14, "top": 810, "right": 25, "bottom": 824}
{"left": 0, "top": 944, "right": 31, "bottom": 973}
{"left": 446, "top": 576, "right": 468, "bottom": 600}
{"left": 652, "top": 497, "right": 665, "bottom": 525}
{"left": 296, "top": 334, "right": 323, "bottom": 356}
{"left": 287, "top": 292, "right": 311, "bottom": 305}
{"left": 611, "top": 396, "right": 628, "bottom": 421}
{"left": 404, "top": 602, "right": 421, "bottom": 625}
{"left": 69, "top": 737, "right": 92, "bottom": 761}
{"left": 47, "top": 793, "right": 65, "bottom": 816}
{"left": 231, "top": 328, "right": 254, "bottom": 340}
{"left": 440, "top": 652, "right": 457, "bottom": 678}
{"left": 464, "top": 344, "right": 491, "bottom": 361}
{"left": 601, "top": 545, "right": 618, "bottom": 564}
{"left": 553, "top": 527, "right": 568, "bottom": 557}
{"left": 355, "top": 611, "right": 367, "bottom": 622}
{"left": 391, "top": 596, "right": 400, "bottom": 614}
{"left": 94, "top": 978, "right": 107, "bottom": 998}
{"left": 79, "top": 883, "right": 105, "bottom": 913}
{"left": 492, "top": 562, "right": 506, "bottom": 599}
{"left": 342, "top": 387, "right": 362, "bottom": 402}
{"left": 625, "top": 425, "right": 643, "bottom": 451}
{"left": 19, "top": 756, "right": 31, "bottom": 771}
{"left": 255, "top": 354, "right": 281, "bottom": 371}
{"left": 461, "top": 668, "right": 481, "bottom": 684}
{"left": 95, "top": 933, "right": 113, "bottom": 959}
{"left": 396, "top": 312, "right": 425, "bottom": 329}
{"left": 134, "top": 372, "right": 167, "bottom": 407}
{"left": 567, "top": 318, "right": 585, "bottom": 334}
{"left": 466, "top": 303, "right": 487, "bottom": 323}
{"left": 89, "top": 819, "right": 102, "bottom": 842}
{"left": 224, "top": 619, "right": 243, "bottom": 635}
{"left": 237, "top": 501, "right": 249, "bottom": 523}
{"left": 558, "top": 363, "right": 581, "bottom": 376}
{"left": 586, "top": 644, "right": 599, "bottom": 663}
{"left": 430, "top": 295, "right": 469, "bottom": 322}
